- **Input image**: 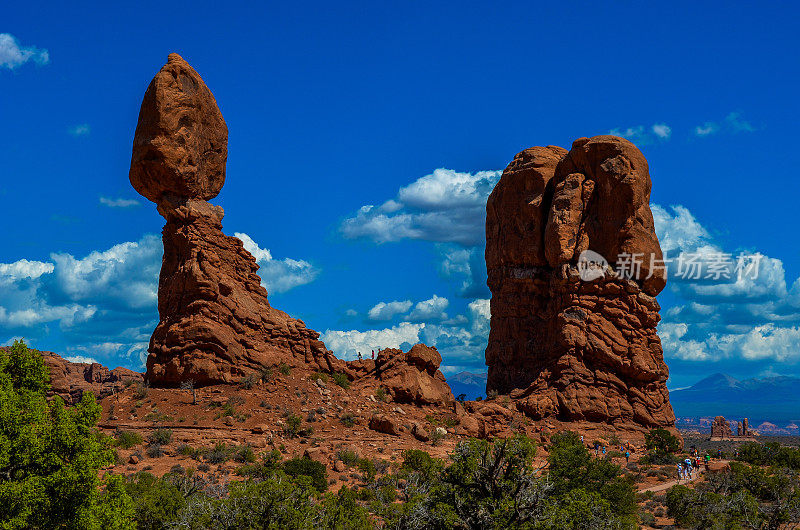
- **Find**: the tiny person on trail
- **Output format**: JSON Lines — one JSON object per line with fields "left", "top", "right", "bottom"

{"left": 677, "top": 462, "right": 683, "bottom": 483}
{"left": 625, "top": 450, "right": 630, "bottom": 463}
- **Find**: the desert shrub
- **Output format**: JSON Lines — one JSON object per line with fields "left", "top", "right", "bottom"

{"left": 736, "top": 441, "right": 800, "bottom": 470}
{"left": 374, "top": 386, "right": 387, "bottom": 402}
{"left": 259, "top": 365, "right": 274, "bottom": 381}
{"left": 340, "top": 412, "right": 357, "bottom": 427}
{"left": 401, "top": 449, "right": 444, "bottom": 482}
{"left": 310, "top": 372, "right": 329, "bottom": 383}
{"left": 176, "top": 444, "right": 197, "bottom": 457}
{"left": 204, "top": 442, "right": 234, "bottom": 464}
{"left": 318, "top": 486, "right": 372, "bottom": 529}
{"left": 666, "top": 462, "right": 800, "bottom": 528}
{"left": 148, "top": 428, "right": 172, "bottom": 445}
{"left": 639, "top": 510, "right": 656, "bottom": 526}
{"left": 124, "top": 472, "right": 184, "bottom": 530}
{"left": 337, "top": 449, "right": 360, "bottom": 466}
{"left": 234, "top": 445, "right": 256, "bottom": 463}
{"left": 279, "top": 362, "right": 291, "bottom": 375}
{"left": 358, "top": 458, "right": 377, "bottom": 482}
{"left": 134, "top": 381, "right": 150, "bottom": 400}
{"left": 116, "top": 429, "right": 144, "bottom": 449}
{"left": 239, "top": 373, "right": 259, "bottom": 389}
{"left": 237, "top": 450, "right": 282, "bottom": 479}
{"left": 283, "top": 412, "right": 302, "bottom": 437}
{"left": 143, "top": 409, "right": 173, "bottom": 423}
{"left": 331, "top": 372, "right": 350, "bottom": 389}
{"left": 146, "top": 444, "right": 164, "bottom": 458}
{"left": 283, "top": 457, "right": 328, "bottom": 492}
{"left": 486, "top": 389, "right": 498, "bottom": 399}
{"left": 548, "top": 431, "right": 637, "bottom": 521}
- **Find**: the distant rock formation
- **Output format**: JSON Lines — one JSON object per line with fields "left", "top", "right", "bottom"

{"left": 711, "top": 415, "right": 735, "bottom": 438}
{"left": 485, "top": 136, "right": 676, "bottom": 433}
{"left": 130, "top": 54, "right": 342, "bottom": 385}
{"left": 737, "top": 418, "right": 751, "bottom": 436}
{"left": 0, "top": 346, "right": 144, "bottom": 404}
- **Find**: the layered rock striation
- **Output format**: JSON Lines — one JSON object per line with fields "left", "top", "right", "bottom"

{"left": 131, "top": 54, "right": 341, "bottom": 385}
{"left": 485, "top": 136, "right": 676, "bottom": 431}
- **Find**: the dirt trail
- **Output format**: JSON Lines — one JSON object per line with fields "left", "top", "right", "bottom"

{"left": 638, "top": 460, "right": 729, "bottom": 493}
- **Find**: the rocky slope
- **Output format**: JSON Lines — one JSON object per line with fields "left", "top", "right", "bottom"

{"left": 485, "top": 136, "right": 676, "bottom": 435}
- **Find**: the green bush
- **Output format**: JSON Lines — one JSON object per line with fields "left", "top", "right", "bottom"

{"left": 283, "top": 412, "right": 303, "bottom": 437}
{"left": 116, "top": 429, "right": 143, "bottom": 449}
{"left": 279, "top": 362, "right": 291, "bottom": 375}
{"left": 234, "top": 445, "right": 256, "bottom": 463}
{"left": 310, "top": 372, "right": 329, "bottom": 383}
{"left": 331, "top": 372, "right": 350, "bottom": 389}
{"left": 148, "top": 428, "right": 172, "bottom": 445}
{"left": 283, "top": 457, "right": 328, "bottom": 492}
{"left": 401, "top": 449, "right": 444, "bottom": 481}
{"left": 125, "top": 472, "right": 184, "bottom": 530}
{"left": 645, "top": 428, "right": 680, "bottom": 455}
{"left": 337, "top": 449, "right": 360, "bottom": 466}
{"left": 239, "top": 373, "right": 259, "bottom": 389}
{"left": 340, "top": 412, "right": 357, "bottom": 427}
{"left": 0, "top": 340, "right": 134, "bottom": 529}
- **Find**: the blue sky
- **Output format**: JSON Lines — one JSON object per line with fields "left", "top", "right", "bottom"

{"left": 2, "top": 2, "right": 799, "bottom": 389}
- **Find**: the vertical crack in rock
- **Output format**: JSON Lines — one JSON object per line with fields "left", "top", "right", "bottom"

{"left": 485, "top": 135, "right": 677, "bottom": 434}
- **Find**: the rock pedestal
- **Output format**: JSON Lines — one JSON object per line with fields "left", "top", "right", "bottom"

{"left": 130, "top": 54, "right": 341, "bottom": 385}
{"left": 485, "top": 136, "right": 676, "bottom": 432}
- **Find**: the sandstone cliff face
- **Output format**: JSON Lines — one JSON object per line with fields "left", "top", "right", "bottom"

{"left": 485, "top": 136, "right": 676, "bottom": 432}
{"left": 130, "top": 54, "right": 342, "bottom": 385}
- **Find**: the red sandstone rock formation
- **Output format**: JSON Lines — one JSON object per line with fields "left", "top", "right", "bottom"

{"left": 130, "top": 54, "right": 342, "bottom": 385}
{"left": 711, "top": 416, "right": 734, "bottom": 438}
{"left": 485, "top": 136, "right": 676, "bottom": 433}
{"left": 374, "top": 344, "right": 454, "bottom": 405}
{"left": 348, "top": 344, "right": 454, "bottom": 406}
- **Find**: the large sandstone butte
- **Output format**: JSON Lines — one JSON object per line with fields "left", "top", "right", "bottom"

{"left": 130, "top": 54, "right": 342, "bottom": 385}
{"left": 485, "top": 135, "right": 676, "bottom": 433}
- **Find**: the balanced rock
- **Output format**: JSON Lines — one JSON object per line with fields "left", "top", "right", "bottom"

{"left": 130, "top": 54, "right": 342, "bottom": 385}
{"left": 485, "top": 136, "right": 676, "bottom": 433}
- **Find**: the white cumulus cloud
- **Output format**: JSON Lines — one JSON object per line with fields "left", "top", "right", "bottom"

{"left": 367, "top": 300, "right": 412, "bottom": 321}
{"left": 340, "top": 168, "right": 501, "bottom": 246}
{"left": 406, "top": 295, "right": 449, "bottom": 322}
{"left": 235, "top": 232, "right": 320, "bottom": 294}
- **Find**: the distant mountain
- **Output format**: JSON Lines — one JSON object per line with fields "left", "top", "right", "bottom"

{"left": 670, "top": 373, "right": 800, "bottom": 424}
{"left": 447, "top": 371, "right": 487, "bottom": 400}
